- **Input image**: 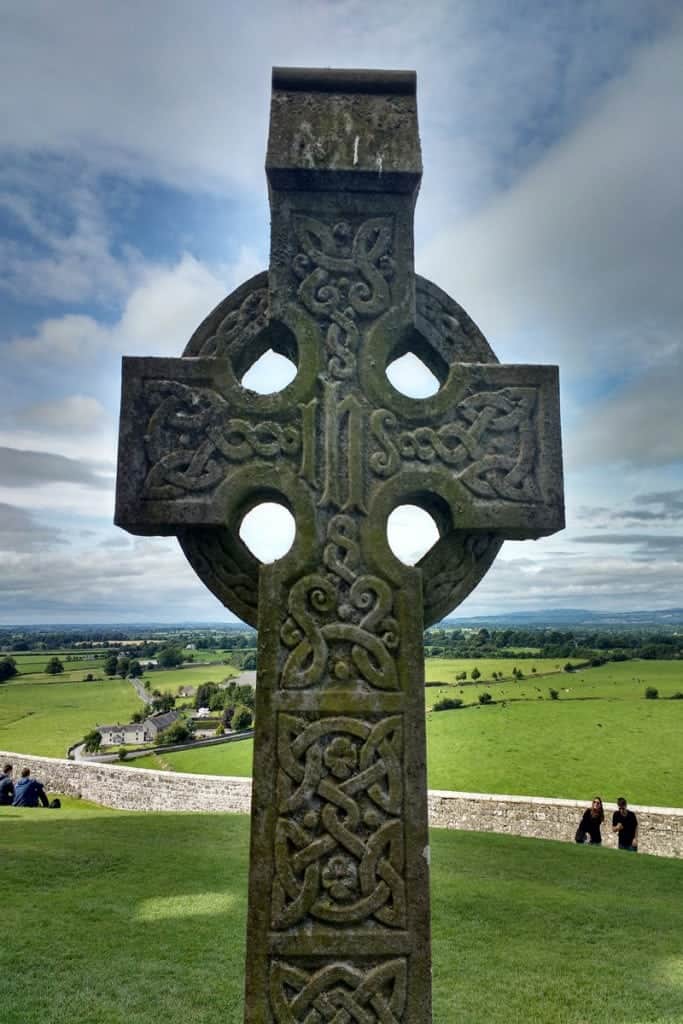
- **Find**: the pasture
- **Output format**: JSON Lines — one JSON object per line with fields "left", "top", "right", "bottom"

{"left": 1, "top": 805, "right": 682, "bottom": 1024}
{"left": 0, "top": 677, "right": 141, "bottom": 757}
{"left": 139, "top": 662, "right": 238, "bottom": 694}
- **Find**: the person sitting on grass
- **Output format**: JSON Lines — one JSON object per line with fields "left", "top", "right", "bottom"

{"left": 0, "top": 763, "right": 14, "bottom": 805}
{"left": 575, "top": 796, "right": 604, "bottom": 845}
{"left": 11, "top": 767, "right": 49, "bottom": 808}
{"left": 612, "top": 796, "right": 638, "bottom": 852}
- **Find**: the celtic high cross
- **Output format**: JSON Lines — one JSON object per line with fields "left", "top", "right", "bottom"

{"left": 116, "top": 68, "right": 564, "bottom": 1023}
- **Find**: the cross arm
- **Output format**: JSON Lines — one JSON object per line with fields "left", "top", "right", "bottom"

{"left": 115, "top": 356, "right": 304, "bottom": 535}
{"left": 363, "top": 358, "right": 564, "bottom": 540}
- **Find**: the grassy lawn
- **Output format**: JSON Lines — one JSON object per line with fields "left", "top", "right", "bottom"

{"left": 140, "top": 662, "right": 239, "bottom": 694}
{"left": 426, "top": 655, "right": 587, "bottom": 684}
{"left": 130, "top": 739, "right": 254, "bottom": 776}
{"left": 0, "top": 678, "right": 142, "bottom": 757}
{"left": 427, "top": 697, "right": 683, "bottom": 806}
{"left": 0, "top": 806, "right": 681, "bottom": 1024}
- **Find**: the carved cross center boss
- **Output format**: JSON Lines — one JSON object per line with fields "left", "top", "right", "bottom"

{"left": 116, "top": 68, "right": 564, "bottom": 1024}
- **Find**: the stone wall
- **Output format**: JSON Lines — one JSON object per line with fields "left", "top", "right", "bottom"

{"left": 427, "top": 789, "right": 683, "bottom": 859}
{"left": 3, "top": 751, "right": 681, "bottom": 859}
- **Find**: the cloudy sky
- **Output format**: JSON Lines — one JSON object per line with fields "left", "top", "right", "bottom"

{"left": 1, "top": 0, "right": 682, "bottom": 624}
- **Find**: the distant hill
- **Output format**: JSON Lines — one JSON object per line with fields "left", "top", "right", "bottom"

{"left": 441, "top": 608, "right": 683, "bottom": 629}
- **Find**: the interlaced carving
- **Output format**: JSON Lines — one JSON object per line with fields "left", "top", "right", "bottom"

{"left": 270, "top": 958, "right": 407, "bottom": 1023}
{"left": 293, "top": 216, "right": 395, "bottom": 379}
{"left": 424, "top": 534, "right": 498, "bottom": 610}
{"left": 272, "top": 713, "right": 405, "bottom": 930}
{"left": 280, "top": 515, "right": 399, "bottom": 690}
{"left": 142, "top": 381, "right": 300, "bottom": 497}
{"left": 195, "top": 286, "right": 269, "bottom": 357}
{"left": 371, "top": 387, "right": 541, "bottom": 502}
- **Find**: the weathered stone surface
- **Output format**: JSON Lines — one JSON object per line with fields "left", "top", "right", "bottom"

{"left": 4, "top": 752, "right": 682, "bottom": 861}
{"left": 114, "top": 67, "right": 564, "bottom": 1023}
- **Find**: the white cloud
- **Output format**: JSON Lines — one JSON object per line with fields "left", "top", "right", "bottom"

{"left": 420, "top": 21, "right": 683, "bottom": 378}
{"left": 14, "top": 395, "right": 107, "bottom": 433}
{"left": 568, "top": 363, "right": 683, "bottom": 468}
{"left": 0, "top": 178, "right": 140, "bottom": 305}
{"left": 0, "top": 535, "right": 236, "bottom": 624}
{"left": 6, "top": 249, "right": 263, "bottom": 365}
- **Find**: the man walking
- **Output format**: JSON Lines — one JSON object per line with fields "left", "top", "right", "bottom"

{"left": 11, "top": 767, "right": 49, "bottom": 808}
{"left": 0, "top": 763, "right": 14, "bottom": 805}
{"left": 612, "top": 796, "right": 638, "bottom": 852}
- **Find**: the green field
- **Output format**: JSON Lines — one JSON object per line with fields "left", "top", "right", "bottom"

{"left": 0, "top": 677, "right": 142, "bottom": 757}
{"left": 0, "top": 658, "right": 241, "bottom": 755}
{"left": 10, "top": 650, "right": 110, "bottom": 676}
{"left": 3, "top": 656, "right": 682, "bottom": 805}
{"left": 132, "top": 739, "right": 254, "bottom": 776}
{"left": 127, "top": 660, "right": 683, "bottom": 807}
{"left": 0, "top": 805, "right": 681, "bottom": 1024}
{"left": 139, "top": 662, "right": 238, "bottom": 694}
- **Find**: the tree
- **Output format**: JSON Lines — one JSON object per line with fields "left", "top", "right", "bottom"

{"left": 116, "top": 656, "right": 131, "bottom": 678}
{"left": 471, "top": 667, "right": 481, "bottom": 681}
{"left": 45, "top": 656, "right": 64, "bottom": 675}
{"left": 195, "top": 682, "right": 219, "bottom": 708}
{"left": 645, "top": 687, "right": 659, "bottom": 700}
{"left": 242, "top": 653, "right": 257, "bottom": 671}
{"left": 478, "top": 692, "right": 493, "bottom": 705}
{"left": 0, "top": 656, "right": 18, "bottom": 683}
{"left": 157, "top": 720, "right": 193, "bottom": 746}
{"left": 158, "top": 646, "right": 183, "bottom": 668}
{"left": 129, "top": 660, "right": 143, "bottom": 678}
{"left": 104, "top": 654, "right": 119, "bottom": 677}
{"left": 151, "top": 691, "right": 176, "bottom": 712}
{"left": 549, "top": 688, "right": 559, "bottom": 700}
{"left": 83, "top": 729, "right": 102, "bottom": 753}
{"left": 232, "top": 704, "right": 253, "bottom": 731}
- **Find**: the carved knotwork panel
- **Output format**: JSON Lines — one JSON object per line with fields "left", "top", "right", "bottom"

{"left": 293, "top": 215, "right": 396, "bottom": 382}
{"left": 280, "top": 514, "right": 399, "bottom": 691}
{"left": 270, "top": 958, "right": 407, "bottom": 1024}
{"left": 142, "top": 380, "right": 300, "bottom": 499}
{"left": 272, "top": 712, "right": 405, "bottom": 931}
{"left": 370, "top": 386, "right": 542, "bottom": 503}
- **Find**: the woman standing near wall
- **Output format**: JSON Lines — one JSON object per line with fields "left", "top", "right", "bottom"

{"left": 575, "top": 797, "right": 605, "bottom": 845}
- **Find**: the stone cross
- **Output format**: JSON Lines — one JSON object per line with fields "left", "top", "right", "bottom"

{"left": 115, "top": 68, "right": 564, "bottom": 1023}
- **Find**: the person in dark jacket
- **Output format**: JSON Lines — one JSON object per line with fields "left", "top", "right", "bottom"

{"left": 0, "top": 763, "right": 14, "bottom": 805}
{"left": 575, "top": 796, "right": 604, "bottom": 845}
{"left": 612, "top": 796, "right": 638, "bottom": 851}
{"left": 12, "top": 767, "right": 49, "bottom": 808}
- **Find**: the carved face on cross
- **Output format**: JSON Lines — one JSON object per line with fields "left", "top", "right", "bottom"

{"left": 115, "top": 68, "right": 564, "bottom": 1024}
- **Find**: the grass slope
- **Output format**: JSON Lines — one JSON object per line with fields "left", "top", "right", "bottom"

{"left": 0, "top": 806, "right": 681, "bottom": 1024}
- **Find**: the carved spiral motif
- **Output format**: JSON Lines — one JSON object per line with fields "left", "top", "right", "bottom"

{"left": 280, "top": 516, "right": 399, "bottom": 691}
{"left": 293, "top": 216, "right": 395, "bottom": 380}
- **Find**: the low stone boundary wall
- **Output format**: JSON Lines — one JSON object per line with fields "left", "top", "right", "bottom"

{"left": 2, "top": 751, "right": 681, "bottom": 858}
{"left": 1, "top": 751, "right": 251, "bottom": 814}
{"left": 427, "top": 790, "right": 683, "bottom": 859}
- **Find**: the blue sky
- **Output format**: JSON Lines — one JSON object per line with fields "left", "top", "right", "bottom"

{"left": 1, "top": 0, "right": 682, "bottom": 623}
